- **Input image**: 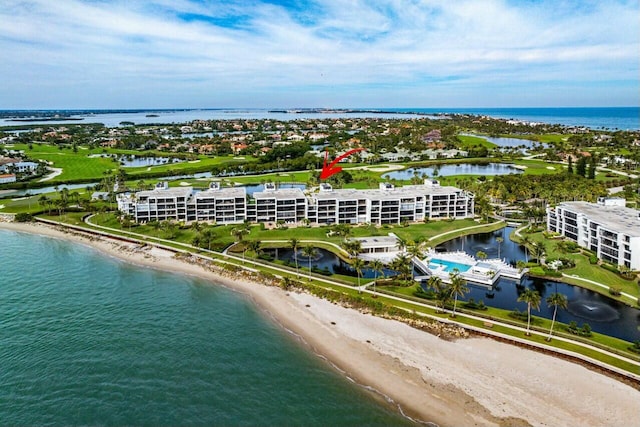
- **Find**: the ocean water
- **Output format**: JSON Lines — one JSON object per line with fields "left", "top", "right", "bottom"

{"left": 1, "top": 107, "right": 637, "bottom": 130}
{"left": 0, "top": 230, "right": 413, "bottom": 426}
{"left": 395, "top": 107, "right": 640, "bottom": 131}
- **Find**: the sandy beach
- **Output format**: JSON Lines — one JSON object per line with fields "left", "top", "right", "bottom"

{"left": 1, "top": 220, "right": 639, "bottom": 427}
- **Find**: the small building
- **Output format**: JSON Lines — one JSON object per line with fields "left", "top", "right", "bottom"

{"left": 0, "top": 173, "right": 16, "bottom": 184}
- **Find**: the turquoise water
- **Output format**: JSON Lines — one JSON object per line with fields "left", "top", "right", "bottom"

{"left": 428, "top": 258, "right": 472, "bottom": 273}
{"left": 0, "top": 230, "right": 413, "bottom": 426}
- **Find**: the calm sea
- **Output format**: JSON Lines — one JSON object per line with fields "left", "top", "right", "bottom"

{"left": 0, "top": 230, "right": 413, "bottom": 426}
{"left": 1, "top": 107, "right": 637, "bottom": 130}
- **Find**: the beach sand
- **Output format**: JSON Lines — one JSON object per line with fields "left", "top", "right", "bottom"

{"left": 1, "top": 220, "right": 639, "bottom": 427}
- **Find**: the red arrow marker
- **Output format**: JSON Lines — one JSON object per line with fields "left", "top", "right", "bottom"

{"left": 320, "top": 148, "right": 365, "bottom": 180}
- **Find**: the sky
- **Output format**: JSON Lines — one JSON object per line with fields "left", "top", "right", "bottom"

{"left": 1, "top": 0, "right": 638, "bottom": 109}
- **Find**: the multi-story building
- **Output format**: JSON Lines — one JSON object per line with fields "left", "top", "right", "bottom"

{"left": 118, "top": 179, "right": 474, "bottom": 227}
{"left": 547, "top": 198, "right": 640, "bottom": 270}
{"left": 309, "top": 181, "right": 473, "bottom": 225}
{"left": 188, "top": 182, "right": 247, "bottom": 224}
{"left": 123, "top": 182, "right": 192, "bottom": 222}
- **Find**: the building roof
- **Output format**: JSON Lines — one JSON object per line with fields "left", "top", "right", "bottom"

{"left": 557, "top": 201, "right": 640, "bottom": 237}
{"left": 313, "top": 182, "right": 468, "bottom": 201}
{"left": 253, "top": 188, "right": 306, "bottom": 200}
{"left": 351, "top": 235, "right": 399, "bottom": 249}
{"left": 195, "top": 186, "right": 246, "bottom": 199}
{"left": 137, "top": 186, "right": 193, "bottom": 198}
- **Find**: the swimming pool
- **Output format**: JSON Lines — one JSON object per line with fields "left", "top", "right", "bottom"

{"left": 428, "top": 258, "right": 472, "bottom": 273}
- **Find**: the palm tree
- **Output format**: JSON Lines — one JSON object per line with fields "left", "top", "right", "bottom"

{"left": 247, "top": 240, "right": 262, "bottom": 257}
{"left": 352, "top": 257, "right": 365, "bottom": 292}
{"left": 476, "top": 250, "right": 487, "bottom": 260}
{"left": 390, "top": 254, "right": 412, "bottom": 284}
{"left": 449, "top": 271, "right": 469, "bottom": 318}
{"left": 518, "top": 288, "right": 541, "bottom": 336}
{"left": 342, "top": 239, "right": 362, "bottom": 258}
{"left": 426, "top": 275, "right": 447, "bottom": 312}
{"left": 520, "top": 235, "right": 531, "bottom": 263}
{"left": 289, "top": 237, "right": 300, "bottom": 277}
{"left": 546, "top": 292, "right": 568, "bottom": 341}
{"left": 301, "top": 245, "right": 317, "bottom": 281}
{"left": 406, "top": 241, "right": 425, "bottom": 280}
{"left": 369, "top": 259, "right": 384, "bottom": 296}
{"left": 232, "top": 227, "right": 249, "bottom": 262}
{"left": 530, "top": 241, "right": 547, "bottom": 265}
{"left": 496, "top": 236, "right": 504, "bottom": 259}
{"left": 38, "top": 195, "right": 50, "bottom": 214}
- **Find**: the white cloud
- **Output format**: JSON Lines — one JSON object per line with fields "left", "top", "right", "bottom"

{"left": 0, "top": 0, "right": 637, "bottom": 107}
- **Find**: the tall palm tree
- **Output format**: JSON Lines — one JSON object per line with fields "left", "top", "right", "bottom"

{"left": 301, "top": 245, "right": 317, "bottom": 281}
{"left": 248, "top": 240, "right": 262, "bottom": 257}
{"left": 406, "top": 241, "right": 425, "bottom": 280}
{"left": 546, "top": 292, "right": 568, "bottom": 341}
{"left": 352, "top": 257, "right": 365, "bottom": 292}
{"left": 520, "top": 235, "right": 531, "bottom": 263}
{"left": 496, "top": 236, "right": 504, "bottom": 259}
{"left": 530, "top": 241, "right": 547, "bottom": 265}
{"left": 390, "top": 254, "right": 412, "bottom": 284}
{"left": 232, "top": 227, "right": 249, "bottom": 263}
{"left": 448, "top": 271, "right": 469, "bottom": 318}
{"left": 369, "top": 259, "right": 384, "bottom": 296}
{"left": 288, "top": 237, "right": 300, "bottom": 277}
{"left": 518, "top": 288, "right": 541, "bottom": 336}
{"left": 426, "top": 275, "right": 447, "bottom": 312}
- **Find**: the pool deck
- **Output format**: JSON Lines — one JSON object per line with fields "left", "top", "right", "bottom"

{"left": 414, "top": 250, "right": 526, "bottom": 287}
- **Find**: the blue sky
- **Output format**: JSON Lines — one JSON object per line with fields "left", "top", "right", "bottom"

{"left": 1, "top": 0, "right": 638, "bottom": 108}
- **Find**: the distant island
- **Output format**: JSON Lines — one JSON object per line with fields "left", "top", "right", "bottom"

{"left": 8, "top": 117, "right": 83, "bottom": 122}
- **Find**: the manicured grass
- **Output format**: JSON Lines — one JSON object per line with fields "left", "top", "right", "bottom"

{"left": 12, "top": 143, "right": 257, "bottom": 183}
{"left": 514, "top": 230, "right": 640, "bottom": 303}
{"left": 512, "top": 159, "right": 565, "bottom": 175}
{"left": 457, "top": 135, "right": 498, "bottom": 149}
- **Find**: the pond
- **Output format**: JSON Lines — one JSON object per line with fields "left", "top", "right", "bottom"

{"left": 119, "top": 156, "right": 184, "bottom": 168}
{"left": 459, "top": 133, "right": 539, "bottom": 148}
{"left": 0, "top": 183, "right": 98, "bottom": 198}
{"left": 263, "top": 247, "right": 397, "bottom": 279}
{"left": 382, "top": 163, "right": 523, "bottom": 180}
{"left": 435, "top": 227, "right": 640, "bottom": 342}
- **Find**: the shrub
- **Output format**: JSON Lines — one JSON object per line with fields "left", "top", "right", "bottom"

{"left": 589, "top": 255, "right": 598, "bottom": 265}
{"left": 629, "top": 340, "right": 640, "bottom": 354}
{"left": 608, "top": 287, "right": 622, "bottom": 296}
{"left": 601, "top": 263, "right": 620, "bottom": 274}
{"left": 14, "top": 213, "right": 34, "bottom": 222}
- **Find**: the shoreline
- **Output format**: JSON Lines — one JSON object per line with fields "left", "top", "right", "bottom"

{"left": 1, "top": 221, "right": 639, "bottom": 427}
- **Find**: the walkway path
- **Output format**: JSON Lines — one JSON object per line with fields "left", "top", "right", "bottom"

{"left": 38, "top": 167, "right": 63, "bottom": 182}
{"left": 426, "top": 220, "right": 504, "bottom": 243}
{"left": 563, "top": 273, "right": 637, "bottom": 303}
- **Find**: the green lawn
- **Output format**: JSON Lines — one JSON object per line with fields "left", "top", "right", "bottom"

{"left": 515, "top": 230, "right": 640, "bottom": 302}
{"left": 11, "top": 143, "right": 257, "bottom": 184}
{"left": 456, "top": 135, "right": 498, "bottom": 149}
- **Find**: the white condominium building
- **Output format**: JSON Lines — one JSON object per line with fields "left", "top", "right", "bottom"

{"left": 547, "top": 197, "right": 640, "bottom": 270}
{"left": 118, "top": 179, "right": 474, "bottom": 226}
